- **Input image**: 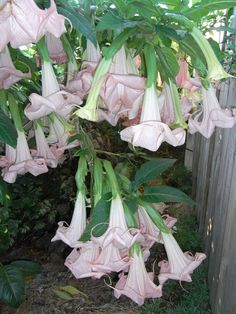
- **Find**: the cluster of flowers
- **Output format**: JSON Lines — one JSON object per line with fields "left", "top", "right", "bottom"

{"left": 0, "top": 1, "right": 236, "bottom": 184}
{"left": 0, "top": 0, "right": 81, "bottom": 183}
{"left": 0, "top": 0, "right": 234, "bottom": 305}
{"left": 51, "top": 157, "right": 206, "bottom": 305}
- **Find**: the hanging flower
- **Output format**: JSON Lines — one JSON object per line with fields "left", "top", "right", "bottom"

{"left": 160, "top": 80, "right": 188, "bottom": 128}
{"left": 137, "top": 205, "right": 161, "bottom": 249}
{"left": 66, "top": 40, "right": 101, "bottom": 98}
{"left": 91, "top": 242, "right": 130, "bottom": 273}
{"left": 45, "top": 33, "right": 67, "bottom": 65}
{"left": 25, "top": 60, "right": 82, "bottom": 120}
{"left": 0, "top": 46, "right": 30, "bottom": 89}
{"left": 191, "top": 27, "right": 231, "bottom": 81}
{"left": 158, "top": 232, "right": 206, "bottom": 285}
{"left": 92, "top": 194, "right": 136, "bottom": 249}
{"left": 188, "top": 86, "right": 236, "bottom": 138}
{"left": 114, "top": 243, "right": 162, "bottom": 305}
{"left": 31, "top": 121, "right": 58, "bottom": 168}
{"left": 176, "top": 59, "right": 201, "bottom": 92}
{"left": 120, "top": 84, "right": 186, "bottom": 151}
{"left": 51, "top": 190, "right": 86, "bottom": 248}
{"left": 0, "top": 144, "right": 16, "bottom": 170}
{"left": 0, "top": 0, "right": 66, "bottom": 51}
{"left": 65, "top": 242, "right": 104, "bottom": 279}
{"left": 3, "top": 130, "right": 48, "bottom": 183}
{"left": 99, "top": 46, "right": 145, "bottom": 126}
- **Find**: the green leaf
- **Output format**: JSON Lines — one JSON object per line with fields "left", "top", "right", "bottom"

{"left": 96, "top": 12, "right": 138, "bottom": 32}
{"left": 0, "top": 108, "right": 17, "bottom": 148}
{"left": 10, "top": 260, "right": 42, "bottom": 278}
{"left": 80, "top": 193, "right": 111, "bottom": 242}
{"left": 54, "top": 289, "right": 73, "bottom": 301}
{"left": 57, "top": 7, "right": 97, "bottom": 46}
{"left": 156, "top": 46, "right": 179, "bottom": 81}
{"left": 129, "top": 0, "right": 161, "bottom": 18}
{"left": 141, "top": 185, "right": 194, "bottom": 204}
{"left": 132, "top": 158, "right": 176, "bottom": 190}
{"left": 124, "top": 198, "right": 138, "bottom": 215}
{"left": 182, "top": 1, "right": 236, "bottom": 21}
{"left": 60, "top": 285, "right": 88, "bottom": 298}
{"left": 0, "top": 178, "right": 8, "bottom": 205}
{"left": 0, "top": 264, "right": 25, "bottom": 308}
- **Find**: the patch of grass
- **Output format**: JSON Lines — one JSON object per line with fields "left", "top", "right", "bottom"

{"left": 142, "top": 207, "right": 211, "bottom": 314}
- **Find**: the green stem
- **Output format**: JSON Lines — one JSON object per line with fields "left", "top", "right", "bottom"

{"left": 75, "top": 156, "right": 88, "bottom": 194}
{"left": 144, "top": 43, "right": 157, "bottom": 87}
{"left": 93, "top": 157, "right": 103, "bottom": 206}
{"left": 168, "top": 79, "right": 187, "bottom": 129}
{"left": 104, "top": 28, "right": 135, "bottom": 60}
{"left": 137, "top": 198, "right": 171, "bottom": 234}
{"left": 61, "top": 34, "right": 77, "bottom": 64}
{"left": 130, "top": 242, "right": 142, "bottom": 257}
{"left": 37, "top": 37, "right": 51, "bottom": 62}
{"left": 8, "top": 93, "right": 23, "bottom": 132}
{"left": 123, "top": 203, "right": 138, "bottom": 228}
{"left": 103, "top": 160, "right": 120, "bottom": 198}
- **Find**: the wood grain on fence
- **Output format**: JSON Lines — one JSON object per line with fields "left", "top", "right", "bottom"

{"left": 186, "top": 79, "right": 236, "bottom": 314}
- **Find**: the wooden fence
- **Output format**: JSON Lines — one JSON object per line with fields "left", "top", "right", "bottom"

{"left": 185, "top": 79, "right": 236, "bottom": 314}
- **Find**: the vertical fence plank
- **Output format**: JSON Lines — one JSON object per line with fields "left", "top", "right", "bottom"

{"left": 186, "top": 79, "right": 236, "bottom": 314}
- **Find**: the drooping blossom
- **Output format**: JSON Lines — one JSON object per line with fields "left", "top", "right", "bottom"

{"left": 0, "top": 144, "right": 16, "bottom": 170}
{"left": 46, "top": 114, "right": 79, "bottom": 161}
{"left": 45, "top": 33, "right": 67, "bottom": 64}
{"left": 91, "top": 243, "right": 129, "bottom": 274}
{"left": 120, "top": 84, "right": 186, "bottom": 151}
{"left": 191, "top": 27, "right": 231, "bottom": 81}
{"left": 137, "top": 205, "right": 161, "bottom": 248}
{"left": 25, "top": 60, "right": 82, "bottom": 120}
{"left": 158, "top": 232, "right": 206, "bottom": 285}
{"left": 65, "top": 242, "right": 104, "bottom": 279}
{"left": 74, "top": 57, "right": 112, "bottom": 121}
{"left": 31, "top": 121, "right": 58, "bottom": 168}
{"left": 66, "top": 40, "right": 101, "bottom": 99}
{"left": 176, "top": 59, "right": 201, "bottom": 93}
{"left": 91, "top": 194, "right": 137, "bottom": 249}
{"left": 151, "top": 202, "right": 168, "bottom": 214}
{"left": 99, "top": 46, "right": 145, "bottom": 126}
{"left": 114, "top": 243, "right": 162, "bottom": 305}
{"left": 51, "top": 191, "right": 86, "bottom": 248}
{"left": 188, "top": 86, "right": 236, "bottom": 138}
{"left": 0, "top": 46, "right": 30, "bottom": 89}
{"left": 2, "top": 130, "right": 48, "bottom": 183}
{"left": 161, "top": 80, "right": 188, "bottom": 128}
{"left": 0, "top": 0, "right": 66, "bottom": 51}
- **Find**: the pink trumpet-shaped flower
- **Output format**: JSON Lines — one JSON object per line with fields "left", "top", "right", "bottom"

{"left": 188, "top": 86, "right": 236, "bottom": 138}
{"left": 46, "top": 115, "right": 79, "bottom": 161}
{"left": 176, "top": 59, "right": 201, "bottom": 93}
{"left": 120, "top": 84, "right": 186, "bottom": 151}
{"left": 92, "top": 194, "right": 137, "bottom": 249}
{"left": 66, "top": 40, "right": 101, "bottom": 98}
{"left": 0, "top": 144, "right": 16, "bottom": 169}
{"left": 31, "top": 122, "right": 58, "bottom": 168}
{"left": 45, "top": 33, "right": 67, "bottom": 65}
{"left": 91, "top": 242, "right": 129, "bottom": 274}
{"left": 0, "top": 0, "right": 66, "bottom": 51}
{"left": 51, "top": 191, "right": 86, "bottom": 248}
{"left": 25, "top": 61, "right": 82, "bottom": 120}
{"left": 0, "top": 46, "right": 30, "bottom": 89}
{"left": 137, "top": 206, "right": 161, "bottom": 249}
{"left": 114, "top": 244, "right": 162, "bottom": 305}
{"left": 65, "top": 243, "right": 104, "bottom": 279}
{"left": 99, "top": 46, "right": 145, "bottom": 125}
{"left": 2, "top": 130, "right": 48, "bottom": 183}
{"left": 158, "top": 232, "right": 206, "bottom": 284}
